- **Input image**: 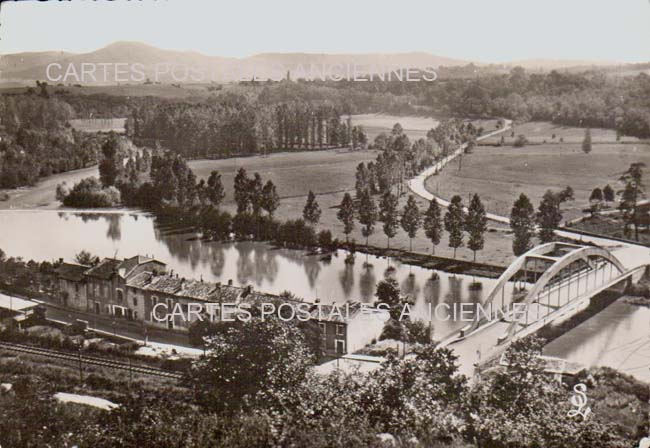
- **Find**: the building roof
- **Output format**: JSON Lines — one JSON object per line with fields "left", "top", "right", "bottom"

{"left": 84, "top": 258, "right": 121, "bottom": 280}
{"left": 56, "top": 263, "right": 89, "bottom": 282}
{"left": 141, "top": 275, "right": 220, "bottom": 301}
{"left": 0, "top": 293, "right": 39, "bottom": 312}
{"left": 126, "top": 271, "right": 154, "bottom": 289}
{"left": 118, "top": 255, "right": 166, "bottom": 278}
{"left": 314, "top": 354, "right": 385, "bottom": 375}
{"left": 208, "top": 285, "right": 242, "bottom": 303}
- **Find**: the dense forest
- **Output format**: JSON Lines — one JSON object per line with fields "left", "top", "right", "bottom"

{"left": 0, "top": 92, "right": 104, "bottom": 188}
{"left": 1, "top": 69, "right": 649, "bottom": 188}
{"left": 331, "top": 68, "right": 650, "bottom": 138}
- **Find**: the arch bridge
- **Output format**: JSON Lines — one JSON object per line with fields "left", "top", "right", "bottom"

{"left": 442, "top": 242, "right": 642, "bottom": 354}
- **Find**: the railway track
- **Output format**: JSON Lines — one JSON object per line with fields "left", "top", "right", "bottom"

{"left": 0, "top": 341, "right": 185, "bottom": 380}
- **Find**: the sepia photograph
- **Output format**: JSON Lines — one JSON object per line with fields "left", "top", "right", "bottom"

{"left": 0, "top": 0, "right": 649, "bottom": 446}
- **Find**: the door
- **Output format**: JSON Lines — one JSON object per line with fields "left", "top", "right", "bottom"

{"left": 335, "top": 339, "right": 346, "bottom": 355}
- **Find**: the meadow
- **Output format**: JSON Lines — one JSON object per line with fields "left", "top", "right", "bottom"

{"left": 428, "top": 140, "right": 650, "bottom": 222}
{"left": 480, "top": 121, "right": 641, "bottom": 145}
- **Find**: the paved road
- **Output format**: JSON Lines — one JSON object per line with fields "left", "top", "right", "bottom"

{"left": 406, "top": 120, "right": 650, "bottom": 272}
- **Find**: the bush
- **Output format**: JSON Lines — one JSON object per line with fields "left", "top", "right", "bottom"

{"left": 276, "top": 219, "right": 316, "bottom": 247}
{"left": 404, "top": 320, "right": 431, "bottom": 344}
{"left": 513, "top": 134, "right": 529, "bottom": 147}
{"left": 60, "top": 177, "right": 121, "bottom": 208}
{"left": 379, "top": 318, "right": 404, "bottom": 340}
{"left": 198, "top": 207, "right": 232, "bottom": 240}
{"left": 317, "top": 229, "right": 333, "bottom": 248}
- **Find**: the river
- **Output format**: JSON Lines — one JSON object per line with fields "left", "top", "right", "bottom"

{"left": 0, "top": 209, "right": 518, "bottom": 340}
{"left": 544, "top": 301, "right": 650, "bottom": 382}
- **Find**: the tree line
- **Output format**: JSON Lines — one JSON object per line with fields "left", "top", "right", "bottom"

{"left": 127, "top": 99, "right": 367, "bottom": 158}
{"left": 0, "top": 93, "right": 104, "bottom": 188}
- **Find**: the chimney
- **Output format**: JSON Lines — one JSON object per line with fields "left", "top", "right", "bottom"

{"left": 228, "top": 279, "right": 233, "bottom": 286}
{"left": 200, "top": 275, "right": 203, "bottom": 283}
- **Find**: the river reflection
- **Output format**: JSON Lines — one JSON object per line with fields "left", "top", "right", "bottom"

{"left": 2, "top": 210, "right": 514, "bottom": 338}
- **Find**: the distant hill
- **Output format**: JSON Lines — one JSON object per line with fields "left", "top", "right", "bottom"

{"left": 0, "top": 41, "right": 471, "bottom": 85}
{"left": 0, "top": 41, "right": 636, "bottom": 85}
{"left": 503, "top": 58, "right": 623, "bottom": 71}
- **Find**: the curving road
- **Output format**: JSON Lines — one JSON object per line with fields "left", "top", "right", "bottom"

{"left": 406, "top": 120, "right": 650, "bottom": 272}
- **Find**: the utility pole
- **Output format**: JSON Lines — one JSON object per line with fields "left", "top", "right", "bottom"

{"left": 128, "top": 357, "right": 133, "bottom": 389}
{"left": 78, "top": 348, "right": 83, "bottom": 384}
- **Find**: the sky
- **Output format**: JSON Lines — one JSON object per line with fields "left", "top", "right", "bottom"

{"left": 1, "top": 0, "right": 649, "bottom": 63}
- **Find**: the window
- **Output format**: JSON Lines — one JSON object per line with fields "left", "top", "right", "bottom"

{"left": 133, "top": 295, "right": 138, "bottom": 307}
{"left": 116, "top": 289, "right": 124, "bottom": 303}
{"left": 318, "top": 322, "right": 326, "bottom": 339}
{"left": 336, "top": 324, "right": 345, "bottom": 336}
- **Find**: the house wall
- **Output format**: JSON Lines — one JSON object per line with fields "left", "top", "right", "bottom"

{"left": 346, "top": 311, "right": 389, "bottom": 354}
{"left": 142, "top": 292, "right": 207, "bottom": 332}
{"left": 318, "top": 320, "right": 348, "bottom": 355}
{"left": 57, "top": 278, "right": 88, "bottom": 311}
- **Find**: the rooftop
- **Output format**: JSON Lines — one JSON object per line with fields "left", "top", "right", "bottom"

{"left": 118, "top": 255, "right": 166, "bottom": 278}
{"left": 84, "top": 258, "right": 121, "bottom": 280}
{"left": 56, "top": 263, "right": 89, "bottom": 282}
{"left": 0, "top": 293, "right": 40, "bottom": 312}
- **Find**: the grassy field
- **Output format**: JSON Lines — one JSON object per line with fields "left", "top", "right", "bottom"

{"left": 428, "top": 141, "right": 650, "bottom": 222}
{"left": 190, "top": 118, "right": 518, "bottom": 268}
{"left": 189, "top": 148, "right": 379, "bottom": 203}
{"left": 350, "top": 114, "right": 439, "bottom": 141}
{"left": 480, "top": 121, "right": 641, "bottom": 145}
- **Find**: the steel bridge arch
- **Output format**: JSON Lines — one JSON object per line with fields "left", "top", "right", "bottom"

{"left": 465, "top": 242, "right": 625, "bottom": 335}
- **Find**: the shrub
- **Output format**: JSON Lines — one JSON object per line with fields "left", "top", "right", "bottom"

{"left": 379, "top": 318, "right": 404, "bottom": 340}
{"left": 276, "top": 219, "right": 316, "bottom": 247}
{"left": 404, "top": 320, "right": 431, "bottom": 344}
{"left": 317, "top": 229, "right": 333, "bottom": 248}
{"left": 513, "top": 134, "right": 529, "bottom": 147}
{"left": 60, "top": 177, "right": 121, "bottom": 208}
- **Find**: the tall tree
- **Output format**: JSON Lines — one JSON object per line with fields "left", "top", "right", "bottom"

{"left": 510, "top": 193, "right": 535, "bottom": 256}
{"left": 423, "top": 198, "right": 443, "bottom": 255}
{"left": 375, "top": 277, "right": 402, "bottom": 320}
{"left": 536, "top": 190, "right": 562, "bottom": 243}
{"left": 234, "top": 167, "right": 250, "bottom": 213}
{"left": 188, "top": 317, "right": 314, "bottom": 414}
{"left": 354, "top": 163, "right": 369, "bottom": 198}
{"left": 589, "top": 187, "right": 603, "bottom": 203}
{"left": 358, "top": 189, "right": 377, "bottom": 247}
{"left": 249, "top": 173, "right": 264, "bottom": 216}
{"left": 98, "top": 135, "right": 122, "bottom": 187}
{"left": 401, "top": 195, "right": 421, "bottom": 252}
{"left": 465, "top": 194, "right": 487, "bottom": 261}
{"left": 589, "top": 187, "right": 603, "bottom": 216}
{"left": 618, "top": 162, "right": 645, "bottom": 241}
{"left": 379, "top": 191, "right": 399, "bottom": 249}
{"left": 206, "top": 171, "right": 225, "bottom": 207}
{"left": 337, "top": 193, "right": 355, "bottom": 243}
{"left": 444, "top": 195, "right": 465, "bottom": 258}
{"left": 302, "top": 190, "right": 321, "bottom": 225}
{"left": 603, "top": 184, "right": 615, "bottom": 205}
{"left": 261, "top": 180, "right": 280, "bottom": 218}
{"left": 74, "top": 250, "right": 99, "bottom": 266}
{"left": 582, "top": 128, "right": 592, "bottom": 154}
